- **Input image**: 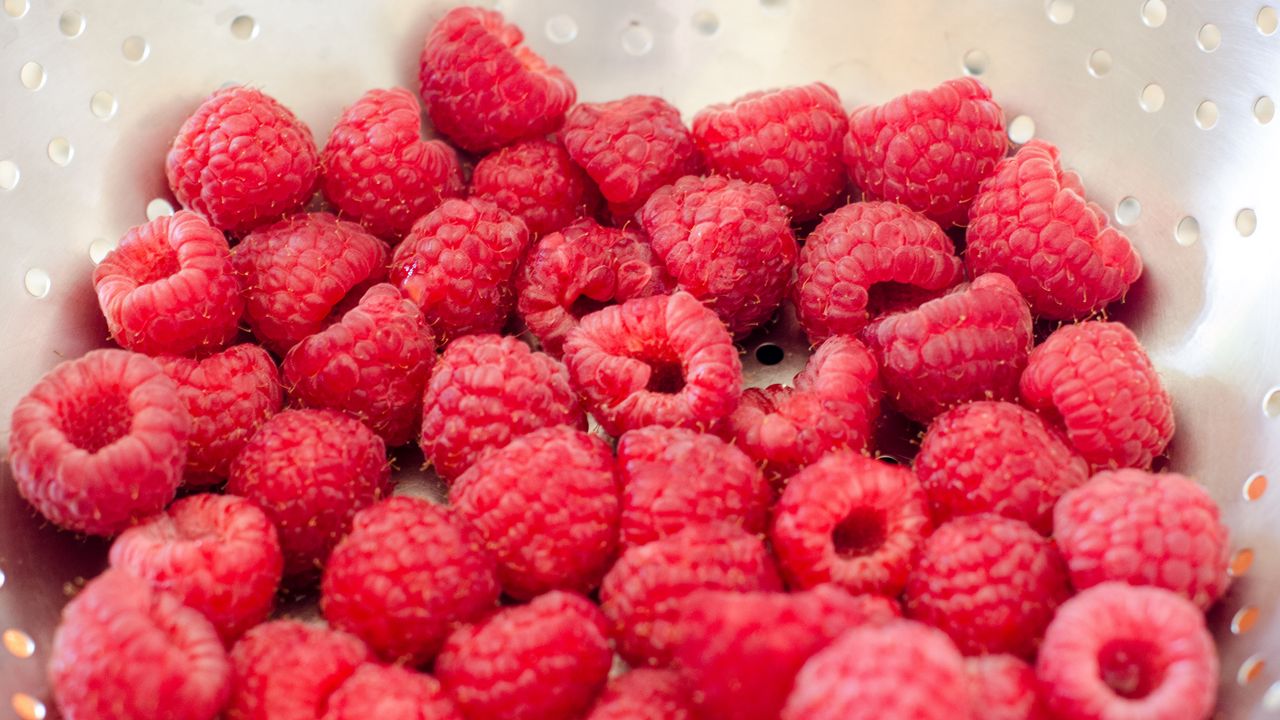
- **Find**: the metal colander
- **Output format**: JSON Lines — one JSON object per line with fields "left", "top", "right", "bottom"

{"left": 1, "top": 0, "right": 1279, "bottom": 717}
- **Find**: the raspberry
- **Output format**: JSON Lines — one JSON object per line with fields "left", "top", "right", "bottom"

{"left": 770, "top": 451, "right": 930, "bottom": 595}
{"left": 471, "top": 138, "right": 600, "bottom": 237}
{"left": 436, "top": 591, "right": 612, "bottom": 720}
{"left": 915, "top": 400, "right": 1089, "bottom": 535}
{"left": 321, "top": 664, "right": 464, "bottom": 720}
{"left": 283, "top": 284, "right": 435, "bottom": 446}
{"left": 226, "top": 409, "right": 390, "bottom": 578}
{"left": 418, "top": 7, "right": 576, "bottom": 152}
{"left": 109, "top": 494, "right": 284, "bottom": 643}
{"left": 1036, "top": 583, "right": 1217, "bottom": 720}
{"left": 166, "top": 87, "right": 319, "bottom": 234}
{"left": 49, "top": 570, "right": 229, "bottom": 720}
{"left": 1020, "top": 321, "right": 1174, "bottom": 470}
{"left": 389, "top": 198, "right": 531, "bottom": 343}
{"left": 226, "top": 620, "right": 370, "bottom": 720}
{"left": 320, "top": 87, "right": 464, "bottom": 240}
{"left": 639, "top": 175, "right": 798, "bottom": 337}
{"left": 843, "top": 77, "right": 1006, "bottom": 226}
{"left": 419, "top": 334, "right": 584, "bottom": 481}
{"left": 966, "top": 655, "right": 1048, "bottom": 720}
{"left": 232, "top": 212, "right": 389, "bottom": 355}
{"left": 792, "top": 201, "right": 963, "bottom": 344}
{"left": 561, "top": 95, "right": 704, "bottom": 219}
{"left": 599, "top": 523, "right": 782, "bottom": 667}
{"left": 863, "top": 272, "right": 1033, "bottom": 422}
{"left": 94, "top": 211, "right": 243, "bottom": 356}
{"left": 8, "top": 349, "right": 188, "bottom": 536}
{"left": 1054, "top": 469, "right": 1229, "bottom": 610}
{"left": 563, "top": 292, "right": 743, "bottom": 436}
{"left": 967, "top": 140, "right": 1143, "bottom": 319}
{"left": 585, "top": 670, "right": 694, "bottom": 720}
{"left": 692, "top": 83, "right": 849, "bottom": 221}
{"left": 451, "top": 427, "right": 618, "bottom": 598}
{"left": 516, "top": 219, "right": 674, "bottom": 357}
{"left": 321, "top": 496, "right": 499, "bottom": 665}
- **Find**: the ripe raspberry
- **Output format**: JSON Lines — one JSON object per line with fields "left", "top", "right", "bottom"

{"left": 226, "top": 409, "right": 390, "bottom": 578}
{"left": 418, "top": 7, "right": 576, "bottom": 152}
{"left": 599, "top": 523, "right": 782, "bottom": 667}
{"left": 471, "top": 138, "right": 600, "bottom": 237}
{"left": 966, "top": 655, "right": 1048, "bottom": 720}
{"left": 50, "top": 570, "right": 229, "bottom": 720}
{"left": 561, "top": 95, "right": 704, "bottom": 219}
{"left": 915, "top": 400, "right": 1089, "bottom": 535}
{"left": 321, "top": 87, "right": 464, "bottom": 240}
{"left": 226, "top": 620, "right": 370, "bottom": 720}
{"left": 166, "top": 87, "right": 319, "bottom": 234}
{"left": 843, "top": 77, "right": 1006, "bottom": 226}
{"left": 639, "top": 175, "right": 797, "bottom": 337}
{"left": 451, "top": 427, "right": 618, "bottom": 598}
{"left": 863, "top": 272, "right": 1033, "bottom": 422}
{"left": 792, "top": 201, "right": 963, "bottom": 343}
{"left": 109, "top": 494, "right": 283, "bottom": 643}
{"left": 585, "top": 670, "right": 694, "bottom": 720}
{"left": 771, "top": 451, "right": 930, "bottom": 595}
{"left": 321, "top": 496, "right": 499, "bottom": 665}
{"left": 8, "top": 349, "right": 188, "bottom": 536}
{"left": 1020, "top": 321, "right": 1174, "bottom": 470}
{"left": 232, "top": 212, "right": 389, "bottom": 355}
{"left": 436, "top": 591, "right": 612, "bottom": 720}
{"left": 321, "top": 664, "right": 464, "bottom": 720}
{"left": 94, "top": 211, "right": 242, "bottom": 356}
{"left": 1036, "top": 583, "right": 1217, "bottom": 720}
{"left": 420, "top": 334, "right": 584, "bottom": 481}
{"left": 563, "top": 292, "right": 743, "bottom": 436}
{"left": 967, "top": 140, "right": 1143, "bottom": 319}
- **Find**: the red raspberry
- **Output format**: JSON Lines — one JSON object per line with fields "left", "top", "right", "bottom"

{"left": 561, "top": 95, "right": 704, "bottom": 219}
{"left": 563, "top": 292, "right": 743, "bottom": 436}
{"left": 418, "top": 7, "right": 576, "bottom": 152}
{"left": 226, "top": 409, "right": 390, "bottom": 578}
{"left": 471, "top": 138, "right": 600, "bottom": 237}
{"left": 451, "top": 427, "right": 618, "bottom": 598}
{"left": 771, "top": 451, "right": 930, "bottom": 595}
{"left": 50, "top": 570, "right": 230, "bottom": 720}
{"left": 639, "top": 175, "right": 798, "bottom": 337}
{"left": 321, "top": 664, "right": 464, "bottom": 720}
{"left": 321, "top": 496, "right": 499, "bottom": 665}
{"left": 94, "top": 211, "right": 242, "bottom": 356}
{"left": 966, "top": 655, "right": 1048, "bottom": 720}
{"left": 420, "top": 334, "right": 584, "bottom": 481}
{"left": 585, "top": 669, "right": 694, "bottom": 720}
{"left": 320, "top": 87, "right": 464, "bottom": 240}
{"left": 863, "top": 272, "right": 1033, "bottom": 422}
{"left": 109, "top": 494, "right": 283, "bottom": 643}
{"left": 915, "top": 400, "right": 1089, "bottom": 535}
{"left": 599, "top": 523, "right": 782, "bottom": 667}
{"left": 1020, "top": 321, "right": 1174, "bottom": 470}
{"left": 843, "top": 77, "right": 1007, "bottom": 226}
{"left": 8, "top": 349, "right": 188, "bottom": 536}
{"left": 436, "top": 591, "right": 612, "bottom": 720}
{"left": 692, "top": 83, "right": 849, "bottom": 221}
{"left": 792, "top": 201, "right": 963, "bottom": 344}
{"left": 1036, "top": 583, "right": 1217, "bottom": 720}
{"left": 166, "top": 87, "right": 319, "bottom": 235}
{"left": 967, "top": 140, "right": 1143, "bottom": 319}
{"left": 232, "top": 212, "right": 389, "bottom": 355}
{"left": 226, "top": 620, "right": 370, "bottom": 720}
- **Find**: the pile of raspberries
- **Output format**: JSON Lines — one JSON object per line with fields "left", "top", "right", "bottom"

{"left": 9, "top": 7, "right": 1230, "bottom": 720}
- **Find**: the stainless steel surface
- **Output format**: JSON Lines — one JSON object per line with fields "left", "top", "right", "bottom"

{"left": 1, "top": 0, "right": 1279, "bottom": 717}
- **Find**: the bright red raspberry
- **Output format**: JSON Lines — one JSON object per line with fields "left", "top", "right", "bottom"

{"left": 1020, "top": 321, "right": 1174, "bottom": 470}
{"left": 321, "top": 664, "right": 464, "bottom": 720}
{"left": 639, "top": 175, "right": 797, "bottom": 337}
{"left": 418, "top": 7, "right": 576, "bottom": 152}
{"left": 1036, "top": 583, "right": 1217, "bottom": 720}
{"left": 585, "top": 670, "right": 694, "bottom": 720}
{"left": 50, "top": 570, "right": 230, "bottom": 720}
{"left": 563, "top": 292, "right": 742, "bottom": 435}
{"left": 471, "top": 138, "right": 600, "bottom": 237}
{"left": 451, "top": 427, "right": 618, "bottom": 598}
{"left": 226, "top": 409, "right": 390, "bottom": 578}
{"left": 226, "top": 620, "right": 370, "bottom": 720}
{"left": 232, "top": 212, "right": 388, "bottom": 355}
{"left": 166, "top": 87, "right": 318, "bottom": 234}
{"left": 843, "top": 77, "right": 1006, "bottom": 226}
{"left": 436, "top": 591, "right": 613, "bottom": 720}
{"left": 8, "top": 349, "right": 188, "bottom": 536}
{"left": 420, "top": 334, "right": 584, "bottom": 481}
{"left": 966, "top": 655, "right": 1048, "bottom": 720}
{"left": 771, "top": 451, "right": 930, "bottom": 595}
{"left": 321, "top": 87, "right": 464, "bottom": 240}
